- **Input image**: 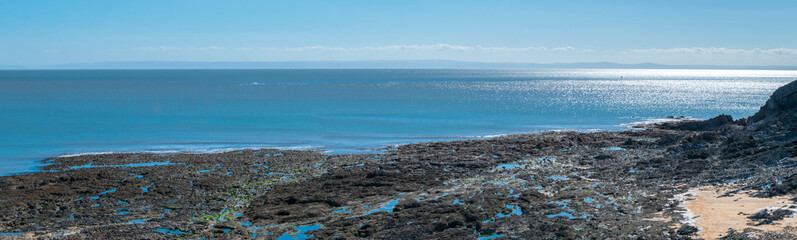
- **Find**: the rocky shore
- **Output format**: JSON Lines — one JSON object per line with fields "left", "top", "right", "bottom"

{"left": 1, "top": 80, "right": 796, "bottom": 240}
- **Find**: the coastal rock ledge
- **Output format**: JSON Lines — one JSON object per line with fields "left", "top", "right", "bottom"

{"left": 0, "top": 80, "right": 795, "bottom": 240}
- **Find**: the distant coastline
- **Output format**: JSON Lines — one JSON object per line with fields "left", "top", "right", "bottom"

{"left": 3, "top": 60, "right": 797, "bottom": 70}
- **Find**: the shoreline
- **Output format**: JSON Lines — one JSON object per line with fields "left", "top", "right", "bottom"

{"left": 8, "top": 117, "right": 688, "bottom": 177}
{"left": 1, "top": 79, "right": 795, "bottom": 239}
{"left": 1, "top": 117, "right": 791, "bottom": 239}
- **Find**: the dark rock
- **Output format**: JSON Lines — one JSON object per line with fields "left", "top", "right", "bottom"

{"left": 685, "top": 149, "right": 711, "bottom": 159}
{"left": 718, "top": 229, "right": 751, "bottom": 240}
{"left": 677, "top": 225, "right": 699, "bottom": 236}
{"left": 748, "top": 208, "right": 793, "bottom": 225}
{"left": 757, "top": 172, "right": 797, "bottom": 197}
{"left": 734, "top": 117, "right": 748, "bottom": 126}
{"left": 748, "top": 209, "right": 770, "bottom": 220}
{"left": 660, "top": 114, "right": 734, "bottom": 131}
{"left": 771, "top": 209, "right": 793, "bottom": 221}
{"left": 749, "top": 80, "right": 797, "bottom": 123}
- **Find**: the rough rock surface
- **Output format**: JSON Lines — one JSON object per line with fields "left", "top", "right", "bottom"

{"left": 659, "top": 114, "right": 737, "bottom": 131}
{"left": 0, "top": 80, "right": 795, "bottom": 239}
{"left": 749, "top": 79, "right": 797, "bottom": 123}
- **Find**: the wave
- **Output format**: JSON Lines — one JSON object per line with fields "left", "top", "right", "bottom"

{"left": 54, "top": 117, "right": 683, "bottom": 159}
{"left": 618, "top": 116, "right": 694, "bottom": 129}
{"left": 58, "top": 152, "right": 119, "bottom": 158}
{"left": 56, "top": 145, "right": 326, "bottom": 158}
{"left": 467, "top": 134, "right": 509, "bottom": 138}
{"left": 240, "top": 81, "right": 266, "bottom": 86}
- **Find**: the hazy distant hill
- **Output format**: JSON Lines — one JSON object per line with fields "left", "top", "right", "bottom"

{"left": 7, "top": 60, "right": 797, "bottom": 70}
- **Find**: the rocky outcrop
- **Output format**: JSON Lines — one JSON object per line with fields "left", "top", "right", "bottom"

{"left": 749, "top": 80, "right": 797, "bottom": 124}
{"left": 656, "top": 80, "right": 797, "bottom": 132}
{"left": 659, "top": 114, "right": 736, "bottom": 131}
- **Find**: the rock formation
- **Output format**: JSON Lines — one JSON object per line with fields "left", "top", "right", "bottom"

{"left": 749, "top": 80, "right": 797, "bottom": 124}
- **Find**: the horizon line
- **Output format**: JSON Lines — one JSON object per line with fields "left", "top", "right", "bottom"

{"left": 2, "top": 60, "right": 797, "bottom": 70}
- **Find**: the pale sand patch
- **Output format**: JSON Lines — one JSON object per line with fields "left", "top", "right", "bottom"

{"left": 676, "top": 186, "right": 797, "bottom": 240}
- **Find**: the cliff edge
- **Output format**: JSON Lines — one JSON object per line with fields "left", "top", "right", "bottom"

{"left": 749, "top": 79, "right": 797, "bottom": 124}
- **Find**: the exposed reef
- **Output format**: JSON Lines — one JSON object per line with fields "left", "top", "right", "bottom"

{"left": 0, "top": 80, "right": 796, "bottom": 239}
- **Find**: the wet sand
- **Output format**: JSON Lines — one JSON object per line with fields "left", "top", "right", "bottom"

{"left": 679, "top": 186, "right": 797, "bottom": 240}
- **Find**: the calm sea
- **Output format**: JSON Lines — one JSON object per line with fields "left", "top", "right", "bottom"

{"left": 1, "top": 69, "right": 795, "bottom": 175}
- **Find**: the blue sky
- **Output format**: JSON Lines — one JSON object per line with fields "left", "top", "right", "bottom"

{"left": 1, "top": 0, "right": 796, "bottom": 66}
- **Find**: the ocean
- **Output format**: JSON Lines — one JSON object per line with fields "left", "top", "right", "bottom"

{"left": 1, "top": 69, "right": 795, "bottom": 175}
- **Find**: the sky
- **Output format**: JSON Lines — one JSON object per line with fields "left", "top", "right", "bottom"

{"left": 1, "top": 0, "right": 796, "bottom": 66}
